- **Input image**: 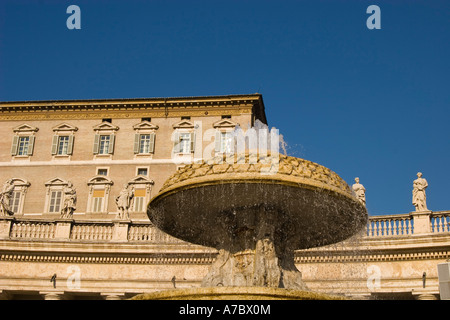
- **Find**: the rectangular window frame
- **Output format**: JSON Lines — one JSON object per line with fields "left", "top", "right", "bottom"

{"left": 98, "top": 135, "right": 111, "bottom": 155}
{"left": 48, "top": 190, "right": 63, "bottom": 213}
{"left": 11, "top": 135, "right": 35, "bottom": 157}
{"left": 134, "top": 133, "right": 156, "bottom": 155}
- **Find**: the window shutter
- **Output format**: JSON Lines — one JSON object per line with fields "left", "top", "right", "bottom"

{"left": 92, "top": 134, "right": 100, "bottom": 154}
{"left": 108, "top": 134, "right": 115, "bottom": 154}
{"left": 133, "top": 134, "right": 140, "bottom": 154}
{"left": 11, "top": 136, "right": 19, "bottom": 156}
{"left": 190, "top": 132, "right": 195, "bottom": 153}
{"left": 215, "top": 131, "right": 221, "bottom": 153}
{"left": 149, "top": 133, "right": 156, "bottom": 153}
{"left": 67, "top": 135, "right": 74, "bottom": 155}
{"left": 173, "top": 131, "right": 180, "bottom": 154}
{"left": 27, "top": 136, "right": 35, "bottom": 156}
{"left": 51, "top": 135, "right": 59, "bottom": 155}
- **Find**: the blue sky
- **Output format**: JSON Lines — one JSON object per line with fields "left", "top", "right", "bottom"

{"left": 0, "top": 0, "right": 449, "bottom": 215}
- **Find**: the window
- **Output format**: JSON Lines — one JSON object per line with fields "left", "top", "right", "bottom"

{"left": 92, "top": 122, "right": 118, "bottom": 156}
{"left": 91, "top": 189, "right": 105, "bottom": 213}
{"left": 139, "top": 134, "right": 152, "bottom": 154}
{"left": 44, "top": 178, "right": 72, "bottom": 215}
{"left": 87, "top": 176, "right": 113, "bottom": 214}
{"left": 98, "top": 135, "right": 111, "bottom": 154}
{"left": 137, "top": 168, "right": 148, "bottom": 176}
{"left": 127, "top": 176, "right": 154, "bottom": 214}
{"left": 133, "top": 188, "right": 146, "bottom": 212}
{"left": 134, "top": 133, "right": 155, "bottom": 154}
{"left": 11, "top": 136, "right": 35, "bottom": 156}
{"left": 3, "top": 178, "right": 30, "bottom": 215}
{"left": 51, "top": 135, "right": 74, "bottom": 156}
{"left": 172, "top": 131, "right": 195, "bottom": 154}
{"left": 213, "top": 119, "right": 238, "bottom": 155}
{"left": 9, "top": 191, "right": 21, "bottom": 213}
{"left": 51, "top": 123, "right": 78, "bottom": 157}
{"left": 97, "top": 168, "right": 108, "bottom": 176}
{"left": 133, "top": 121, "right": 159, "bottom": 156}
{"left": 11, "top": 124, "right": 38, "bottom": 157}
{"left": 48, "top": 190, "right": 63, "bottom": 213}
{"left": 219, "top": 132, "right": 234, "bottom": 153}
{"left": 93, "top": 134, "right": 115, "bottom": 156}
{"left": 102, "top": 118, "right": 112, "bottom": 123}
{"left": 17, "top": 136, "right": 30, "bottom": 155}
{"left": 57, "top": 136, "right": 69, "bottom": 155}
{"left": 179, "top": 132, "right": 191, "bottom": 153}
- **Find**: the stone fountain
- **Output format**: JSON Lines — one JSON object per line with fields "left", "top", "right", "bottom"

{"left": 133, "top": 122, "right": 368, "bottom": 299}
{"left": 138, "top": 147, "right": 367, "bottom": 299}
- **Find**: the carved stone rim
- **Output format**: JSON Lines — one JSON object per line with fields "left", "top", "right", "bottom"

{"left": 151, "top": 155, "right": 359, "bottom": 206}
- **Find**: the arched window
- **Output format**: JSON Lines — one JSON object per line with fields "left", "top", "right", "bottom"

{"left": 2, "top": 178, "right": 31, "bottom": 215}
{"left": 86, "top": 176, "right": 113, "bottom": 214}
{"left": 127, "top": 176, "right": 154, "bottom": 213}
{"left": 44, "top": 178, "right": 70, "bottom": 214}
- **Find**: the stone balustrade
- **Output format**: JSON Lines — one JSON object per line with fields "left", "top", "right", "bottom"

{"left": 0, "top": 210, "right": 449, "bottom": 242}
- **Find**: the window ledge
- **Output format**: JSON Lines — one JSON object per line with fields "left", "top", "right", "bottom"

{"left": 94, "top": 154, "right": 113, "bottom": 161}
{"left": 12, "top": 156, "right": 31, "bottom": 162}
{"left": 52, "top": 155, "right": 71, "bottom": 161}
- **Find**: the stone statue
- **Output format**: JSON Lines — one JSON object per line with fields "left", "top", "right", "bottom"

{"left": 412, "top": 172, "right": 428, "bottom": 212}
{"left": 61, "top": 182, "right": 77, "bottom": 219}
{"left": 0, "top": 179, "right": 15, "bottom": 216}
{"left": 352, "top": 177, "right": 366, "bottom": 206}
{"left": 115, "top": 184, "right": 134, "bottom": 220}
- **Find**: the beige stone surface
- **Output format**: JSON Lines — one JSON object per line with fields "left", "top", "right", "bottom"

{"left": 130, "top": 286, "right": 346, "bottom": 300}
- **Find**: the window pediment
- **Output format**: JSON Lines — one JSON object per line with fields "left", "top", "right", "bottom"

{"left": 10, "top": 178, "right": 31, "bottom": 187}
{"left": 93, "top": 122, "right": 119, "bottom": 132}
{"left": 213, "top": 119, "right": 238, "bottom": 129}
{"left": 172, "top": 119, "right": 194, "bottom": 129}
{"left": 128, "top": 175, "right": 155, "bottom": 185}
{"left": 52, "top": 123, "right": 78, "bottom": 133}
{"left": 45, "top": 177, "right": 69, "bottom": 187}
{"left": 13, "top": 124, "right": 39, "bottom": 133}
{"left": 133, "top": 121, "right": 159, "bottom": 131}
{"left": 87, "top": 175, "right": 114, "bottom": 186}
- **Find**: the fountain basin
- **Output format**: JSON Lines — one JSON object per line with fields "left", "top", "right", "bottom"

{"left": 147, "top": 155, "right": 367, "bottom": 289}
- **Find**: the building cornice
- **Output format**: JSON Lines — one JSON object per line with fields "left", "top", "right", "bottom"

{"left": 0, "top": 94, "right": 267, "bottom": 123}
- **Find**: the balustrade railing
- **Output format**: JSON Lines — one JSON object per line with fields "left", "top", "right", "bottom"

{"left": 10, "top": 220, "right": 56, "bottom": 239}
{"left": 366, "top": 214, "right": 413, "bottom": 237}
{"left": 128, "top": 224, "right": 182, "bottom": 243}
{"left": 70, "top": 223, "right": 113, "bottom": 241}
{"left": 430, "top": 213, "right": 450, "bottom": 233}
{"left": 0, "top": 211, "right": 449, "bottom": 243}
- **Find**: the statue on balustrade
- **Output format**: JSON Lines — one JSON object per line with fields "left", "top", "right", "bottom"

{"left": 412, "top": 172, "right": 429, "bottom": 212}
{"left": 115, "top": 184, "right": 134, "bottom": 220}
{"left": 0, "top": 179, "right": 15, "bottom": 216}
{"left": 61, "top": 182, "right": 77, "bottom": 219}
{"left": 352, "top": 177, "right": 366, "bottom": 206}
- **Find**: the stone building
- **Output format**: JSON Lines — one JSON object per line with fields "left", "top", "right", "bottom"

{"left": 0, "top": 94, "right": 266, "bottom": 221}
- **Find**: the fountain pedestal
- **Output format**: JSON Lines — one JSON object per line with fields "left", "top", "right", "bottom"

{"left": 201, "top": 204, "right": 307, "bottom": 290}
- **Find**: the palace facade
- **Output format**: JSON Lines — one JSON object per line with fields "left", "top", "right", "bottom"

{"left": 0, "top": 94, "right": 266, "bottom": 220}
